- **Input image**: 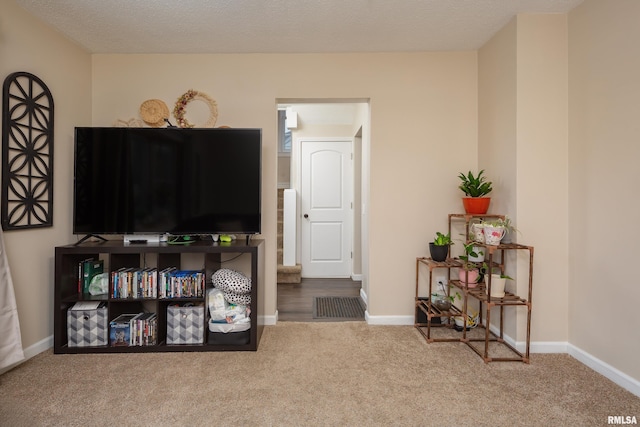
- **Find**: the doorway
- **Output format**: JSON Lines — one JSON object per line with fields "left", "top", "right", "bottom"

{"left": 276, "top": 100, "right": 369, "bottom": 318}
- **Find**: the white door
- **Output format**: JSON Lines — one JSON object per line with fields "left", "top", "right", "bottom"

{"left": 300, "top": 139, "right": 353, "bottom": 278}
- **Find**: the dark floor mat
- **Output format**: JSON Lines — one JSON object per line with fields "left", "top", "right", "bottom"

{"left": 312, "top": 296, "right": 365, "bottom": 320}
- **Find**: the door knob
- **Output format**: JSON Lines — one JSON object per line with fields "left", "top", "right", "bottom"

{"left": 304, "top": 214, "right": 309, "bottom": 218}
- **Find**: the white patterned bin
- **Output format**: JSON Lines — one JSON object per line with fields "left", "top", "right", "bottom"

{"left": 166, "top": 304, "right": 205, "bottom": 344}
{"left": 67, "top": 307, "right": 108, "bottom": 347}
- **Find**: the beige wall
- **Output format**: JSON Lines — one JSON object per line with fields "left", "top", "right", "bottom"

{"left": 1, "top": 0, "right": 92, "bottom": 353}
{"left": 91, "top": 52, "right": 479, "bottom": 320}
{"left": 480, "top": 14, "right": 570, "bottom": 343}
{"left": 569, "top": 0, "right": 640, "bottom": 381}
{"left": 478, "top": 18, "right": 520, "bottom": 336}
{"left": 516, "top": 14, "right": 570, "bottom": 343}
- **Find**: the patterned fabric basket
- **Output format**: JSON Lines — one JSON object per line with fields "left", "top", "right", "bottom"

{"left": 166, "top": 304, "right": 205, "bottom": 344}
{"left": 67, "top": 307, "right": 108, "bottom": 347}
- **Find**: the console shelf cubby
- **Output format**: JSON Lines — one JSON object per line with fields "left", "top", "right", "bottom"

{"left": 54, "top": 239, "right": 264, "bottom": 354}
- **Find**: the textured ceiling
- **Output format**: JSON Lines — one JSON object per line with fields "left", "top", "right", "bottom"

{"left": 15, "top": 0, "right": 583, "bottom": 54}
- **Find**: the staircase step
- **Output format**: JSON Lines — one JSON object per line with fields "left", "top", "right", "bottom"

{"left": 277, "top": 263, "right": 302, "bottom": 284}
{"left": 277, "top": 264, "right": 301, "bottom": 273}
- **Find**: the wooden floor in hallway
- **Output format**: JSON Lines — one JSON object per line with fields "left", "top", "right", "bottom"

{"left": 277, "top": 278, "right": 363, "bottom": 322}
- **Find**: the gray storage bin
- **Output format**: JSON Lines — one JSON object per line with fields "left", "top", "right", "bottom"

{"left": 166, "top": 304, "right": 205, "bottom": 344}
{"left": 67, "top": 306, "right": 108, "bottom": 347}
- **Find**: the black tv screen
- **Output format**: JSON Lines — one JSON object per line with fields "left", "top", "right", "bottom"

{"left": 73, "top": 127, "right": 261, "bottom": 236}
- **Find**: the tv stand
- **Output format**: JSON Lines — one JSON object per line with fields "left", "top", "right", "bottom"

{"left": 74, "top": 234, "right": 107, "bottom": 245}
{"left": 54, "top": 239, "right": 264, "bottom": 353}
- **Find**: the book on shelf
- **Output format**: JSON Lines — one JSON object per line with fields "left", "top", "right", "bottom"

{"left": 160, "top": 269, "right": 205, "bottom": 298}
{"left": 131, "top": 312, "right": 157, "bottom": 346}
{"left": 82, "top": 259, "right": 104, "bottom": 294}
{"left": 111, "top": 267, "right": 159, "bottom": 299}
{"left": 109, "top": 313, "right": 141, "bottom": 346}
{"left": 77, "top": 257, "right": 93, "bottom": 293}
{"left": 109, "top": 312, "right": 158, "bottom": 346}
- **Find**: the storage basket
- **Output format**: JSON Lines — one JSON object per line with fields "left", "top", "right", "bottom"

{"left": 67, "top": 307, "right": 108, "bottom": 347}
{"left": 166, "top": 304, "right": 205, "bottom": 344}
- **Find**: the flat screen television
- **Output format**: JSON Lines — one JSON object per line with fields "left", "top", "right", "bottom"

{"left": 73, "top": 127, "right": 262, "bottom": 237}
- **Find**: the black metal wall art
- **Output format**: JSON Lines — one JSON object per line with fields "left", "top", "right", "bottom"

{"left": 2, "top": 71, "right": 54, "bottom": 230}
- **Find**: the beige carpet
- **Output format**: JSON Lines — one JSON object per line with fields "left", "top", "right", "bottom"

{"left": 1, "top": 322, "right": 638, "bottom": 426}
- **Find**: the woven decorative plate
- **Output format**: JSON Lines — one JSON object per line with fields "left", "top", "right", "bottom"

{"left": 139, "top": 99, "right": 169, "bottom": 127}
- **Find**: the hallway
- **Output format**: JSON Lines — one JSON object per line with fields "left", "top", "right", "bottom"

{"left": 277, "top": 278, "right": 363, "bottom": 322}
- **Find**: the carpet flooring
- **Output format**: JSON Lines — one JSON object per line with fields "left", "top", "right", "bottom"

{"left": 1, "top": 322, "right": 638, "bottom": 426}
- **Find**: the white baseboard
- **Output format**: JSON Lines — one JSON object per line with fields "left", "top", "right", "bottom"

{"left": 23, "top": 335, "right": 53, "bottom": 359}
{"left": 260, "top": 313, "right": 278, "bottom": 326}
{"left": 351, "top": 274, "right": 363, "bottom": 281}
{"left": 485, "top": 323, "right": 568, "bottom": 354}
{"left": 365, "top": 313, "right": 413, "bottom": 325}
{"left": 359, "top": 288, "right": 368, "bottom": 307}
{"left": 568, "top": 344, "right": 640, "bottom": 397}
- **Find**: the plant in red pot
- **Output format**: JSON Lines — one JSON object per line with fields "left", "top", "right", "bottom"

{"left": 458, "top": 170, "right": 493, "bottom": 214}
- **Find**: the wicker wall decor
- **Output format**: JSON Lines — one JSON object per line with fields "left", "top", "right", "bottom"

{"left": 1, "top": 71, "right": 54, "bottom": 230}
{"left": 139, "top": 99, "right": 169, "bottom": 127}
{"left": 173, "top": 89, "right": 218, "bottom": 128}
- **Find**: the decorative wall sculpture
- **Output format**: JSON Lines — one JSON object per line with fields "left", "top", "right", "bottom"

{"left": 2, "top": 72, "right": 54, "bottom": 230}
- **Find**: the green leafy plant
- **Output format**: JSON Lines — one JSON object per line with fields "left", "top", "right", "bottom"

{"left": 488, "top": 266, "right": 513, "bottom": 281}
{"left": 458, "top": 242, "right": 483, "bottom": 271}
{"left": 458, "top": 170, "right": 493, "bottom": 197}
{"left": 490, "top": 216, "right": 519, "bottom": 235}
{"left": 495, "top": 272, "right": 514, "bottom": 280}
{"left": 432, "top": 231, "right": 453, "bottom": 246}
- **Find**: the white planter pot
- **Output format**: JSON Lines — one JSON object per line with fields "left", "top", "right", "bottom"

{"left": 468, "top": 246, "right": 485, "bottom": 262}
{"left": 469, "top": 222, "right": 485, "bottom": 243}
{"left": 486, "top": 273, "right": 506, "bottom": 298}
{"left": 484, "top": 225, "right": 505, "bottom": 245}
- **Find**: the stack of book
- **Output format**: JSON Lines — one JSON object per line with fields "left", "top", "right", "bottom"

{"left": 111, "top": 268, "right": 158, "bottom": 299}
{"left": 109, "top": 312, "right": 157, "bottom": 347}
{"left": 159, "top": 269, "right": 205, "bottom": 299}
{"left": 130, "top": 313, "right": 157, "bottom": 346}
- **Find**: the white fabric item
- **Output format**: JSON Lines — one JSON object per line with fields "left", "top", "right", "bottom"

{"left": 208, "top": 318, "right": 250, "bottom": 334}
{"left": 0, "top": 229, "right": 24, "bottom": 369}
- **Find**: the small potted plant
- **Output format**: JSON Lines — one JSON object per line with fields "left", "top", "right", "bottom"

{"left": 431, "top": 283, "right": 461, "bottom": 312}
{"left": 493, "top": 216, "right": 520, "bottom": 244}
{"left": 457, "top": 242, "right": 483, "bottom": 287}
{"left": 486, "top": 268, "right": 514, "bottom": 298}
{"left": 429, "top": 231, "right": 453, "bottom": 262}
{"left": 481, "top": 219, "right": 506, "bottom": 245}
{"left": 458, "top": 170, "right": 493, "bottom": 214}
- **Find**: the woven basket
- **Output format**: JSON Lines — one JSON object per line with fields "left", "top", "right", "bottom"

{"left": 139, "top": 99, "right": 169, "bottom": 127}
